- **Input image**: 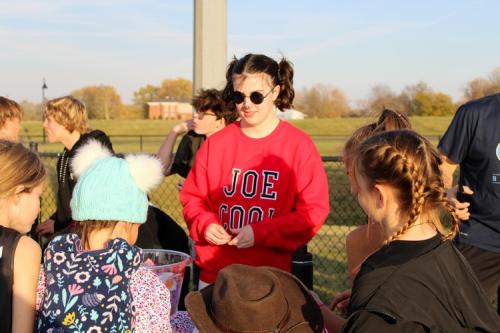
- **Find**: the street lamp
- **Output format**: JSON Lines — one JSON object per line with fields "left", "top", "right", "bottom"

{"left": 42, "top": 78, "right": 48, "bottom": 102}
{"left": 41, "top": 78, "right": 48, "bottom": 143}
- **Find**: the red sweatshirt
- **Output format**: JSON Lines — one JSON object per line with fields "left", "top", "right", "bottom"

{"left": 180, "top": 121, "right": 330, "bottom": 283}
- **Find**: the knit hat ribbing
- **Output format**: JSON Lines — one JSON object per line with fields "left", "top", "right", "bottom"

{"left": 70, "top": 140, "right": 163, "bottom": 223}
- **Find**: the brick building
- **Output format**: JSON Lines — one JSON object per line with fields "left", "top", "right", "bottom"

{"left": 147, "top": 101, "right": 193, "bottom": 120}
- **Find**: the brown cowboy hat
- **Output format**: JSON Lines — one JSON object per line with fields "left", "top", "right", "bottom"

{"left": 185, "top": 264, "right": 324, "bottom": 333}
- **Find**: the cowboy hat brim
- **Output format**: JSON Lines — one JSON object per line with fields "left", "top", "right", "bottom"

{"left": 185, "top": 265, "right": 323, "bottom": 333}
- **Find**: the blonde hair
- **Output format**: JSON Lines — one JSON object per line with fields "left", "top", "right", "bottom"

{"left": 355, "top": 130, "right": 459, "bottom": 243}
{"left": 0, "top": 96, "right": 23, "bottom": 127}
{"left": 45, "top": 96, "right": 88, "bottom": 133}
{"left": 0, "top": 139, "right": 46, "bottom": 200}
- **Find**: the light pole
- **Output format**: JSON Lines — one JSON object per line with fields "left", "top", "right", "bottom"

{"left": 41, "top": 78, "right": 48, "bottom": 142}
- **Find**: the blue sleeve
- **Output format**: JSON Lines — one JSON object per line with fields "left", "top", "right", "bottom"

{"left": 438, "top": 104, "right": 478, "bottom": 164}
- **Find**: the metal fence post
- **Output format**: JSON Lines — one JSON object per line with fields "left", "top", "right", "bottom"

{"left": 29, "top": 141, "right": 39, "bottom": 152}
{"left": 28, "top": 141, "right": 41, "bottom": 244}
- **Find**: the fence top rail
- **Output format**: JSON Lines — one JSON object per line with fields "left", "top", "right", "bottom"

{"left": 24, "top": 133, "right": 443, "bottom": 138}
{"left": 37, "top": 151, "right": 343, "bottom": 161}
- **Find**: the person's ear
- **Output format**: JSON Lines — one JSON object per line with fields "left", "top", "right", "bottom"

{"left": 272, "top": 85, "right": 280, "bottom": 102}
{"left": 216, "top": 117, "right": 224, "bottom": 128}
{"left": 11, "top": 185, "right": 25, "bottom": 205}
{"left": 373, "top": 184, "right": 388, "bottom": 209}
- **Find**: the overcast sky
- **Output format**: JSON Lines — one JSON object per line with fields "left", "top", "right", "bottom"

{"left": 1, "top": 0, "right": 499, "bottom": 105}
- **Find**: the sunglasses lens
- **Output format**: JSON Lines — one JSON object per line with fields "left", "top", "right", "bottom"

{"left": 232, "top": 92, "right": 245, "bottom": 104}
{"left": 233, "top": 90, "right": 269, "bottom": 105}
{"left": 250, "top": 92, "right": 265, "bottom": 104}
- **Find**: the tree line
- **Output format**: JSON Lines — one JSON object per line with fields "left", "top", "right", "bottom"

{"left": 20, "top": 67, "right": 500, "bottom": 120}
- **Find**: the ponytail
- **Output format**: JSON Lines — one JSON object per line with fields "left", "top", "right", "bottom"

{"left": 374, "top": 109, "right": 411, "bottom": 132}
{"left": 222, "top": 57, "right": 239, "bottom": 111}
{"left": 275, "top": 58, "right": 295, "bottom": 111}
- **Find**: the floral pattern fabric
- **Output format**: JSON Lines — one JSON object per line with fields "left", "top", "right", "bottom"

{"left": 37, "top": 234, "right": 142, "bottom": 333}
{"left": 128, "top": 265, "right": 173, "bottom": 332}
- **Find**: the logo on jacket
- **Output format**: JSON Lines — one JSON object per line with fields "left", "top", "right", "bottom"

{"left": 496, "top": 143, "right": 500, "bottom": 161}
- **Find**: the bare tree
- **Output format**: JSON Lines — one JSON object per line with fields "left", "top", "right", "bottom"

{"left": 367, "top": 84, "right": 408, "bottom": 115}
{"left": 463, "top": 67, "right": 500, "bottom": 100}
{"left": 295, "top": 84, "right": 351, "bottom": 118}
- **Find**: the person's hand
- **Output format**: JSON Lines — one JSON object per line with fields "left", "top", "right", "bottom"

{"left": 37, "top": 219, "right": 55, "bottom": 235}
{"left": 330, "top": 289, "right": 351, "bottom": 317}
{"left": 446, "top": 185, "right": 473, "bottom": 220}
{"left": 175, "top": 179, "right": 185, "bottom": 191}
{"left": 204, "top": 223, "right": 232, "bottom": 245}
{"left": 228, "top": 225, "right": 254, "bottom": 248}
{"left": 172, "top": 120, "right": 194, "bottom": 135}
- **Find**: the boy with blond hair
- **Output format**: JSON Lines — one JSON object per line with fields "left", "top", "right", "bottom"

{"left": 36, "top": 96, "right": 113, "bottom": 235}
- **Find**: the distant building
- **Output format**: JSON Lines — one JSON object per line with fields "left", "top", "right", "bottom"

{"left": 148, "top": 101, "right": 193, "bottom": 120}
{"left": 276, "top": 108, "right": 306, "bottom": 120}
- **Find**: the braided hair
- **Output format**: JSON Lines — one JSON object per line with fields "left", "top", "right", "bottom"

{"left": 355, "top": 130, "right": 459, "bottom": 243}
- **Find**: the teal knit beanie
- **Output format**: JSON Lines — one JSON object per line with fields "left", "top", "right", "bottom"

{"left": 70, "top": 140, "right": 163, "bottom": 223}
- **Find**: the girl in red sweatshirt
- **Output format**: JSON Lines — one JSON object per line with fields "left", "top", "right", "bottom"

{"left": 180, "top": 53, "right": 330, "bottom": 285}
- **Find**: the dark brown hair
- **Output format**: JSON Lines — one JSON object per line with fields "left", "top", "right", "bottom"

{"left": 222, "top": 54, "right": 295, "bottom": 111}
{"left": 191, "top": 89, "right": 238, "bottom": 125}
{"left": 355, "top": 130, "right": 459, "bottom": 242}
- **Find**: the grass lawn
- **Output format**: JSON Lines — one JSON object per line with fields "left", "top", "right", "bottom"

{"left": 22, "top": 116, "right": 452, "bottom": 156}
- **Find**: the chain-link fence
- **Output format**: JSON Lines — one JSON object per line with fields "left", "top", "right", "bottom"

{"left": 38, "top": 152, "right": 365, "bottom": 301}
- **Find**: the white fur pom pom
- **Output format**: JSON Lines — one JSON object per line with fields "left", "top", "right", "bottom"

{"left": 71, "top": 139, "right": 112, "bottom": 178}
{"left": 126, "top": 154, "right": 163, "bottom": 193}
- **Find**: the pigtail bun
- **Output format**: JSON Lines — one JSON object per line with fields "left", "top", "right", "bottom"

{"left": 222, "top": 56, "right": 239, "bottom": 112}
{"left": 275, "top": 58, "right": 295, "bottom": 111}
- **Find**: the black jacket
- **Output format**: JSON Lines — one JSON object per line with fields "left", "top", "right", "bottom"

{"left": 51, "top": 130, "right": 113, "bottom": 231}
{"left": 171, "top": 130, "right": 205, "bottom": 178}
{"left": 0, "top": 226, "right": 22, "bottom": 333}
{"left": 344, "top": 239, "right": 500, "bottom": 332}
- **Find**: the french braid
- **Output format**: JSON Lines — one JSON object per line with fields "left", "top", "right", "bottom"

{"left": 356, "top": 130, "right": 461, "bottom": 243}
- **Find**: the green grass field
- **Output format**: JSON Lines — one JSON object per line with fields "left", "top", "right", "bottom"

{"left": 22, "top": 116, "right": 452, "bottom": 155}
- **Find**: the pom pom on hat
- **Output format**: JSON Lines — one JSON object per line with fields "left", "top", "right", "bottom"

{"left": 71, "top": 139, "right": 112, "bottom": 178}
{"left": 126, "top": 154, "right": 163, "bottom": 193}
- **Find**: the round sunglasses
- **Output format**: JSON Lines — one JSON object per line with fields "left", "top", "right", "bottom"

{"left": 232, "top": 86, "right": 275, "bottom": 105}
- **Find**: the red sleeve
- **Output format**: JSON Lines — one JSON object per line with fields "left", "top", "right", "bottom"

{"left": 180, "top": 142, "right": 221, "bottom": 243}
{"left": 251, "top": 144, "right": 330, "bottom": 251}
